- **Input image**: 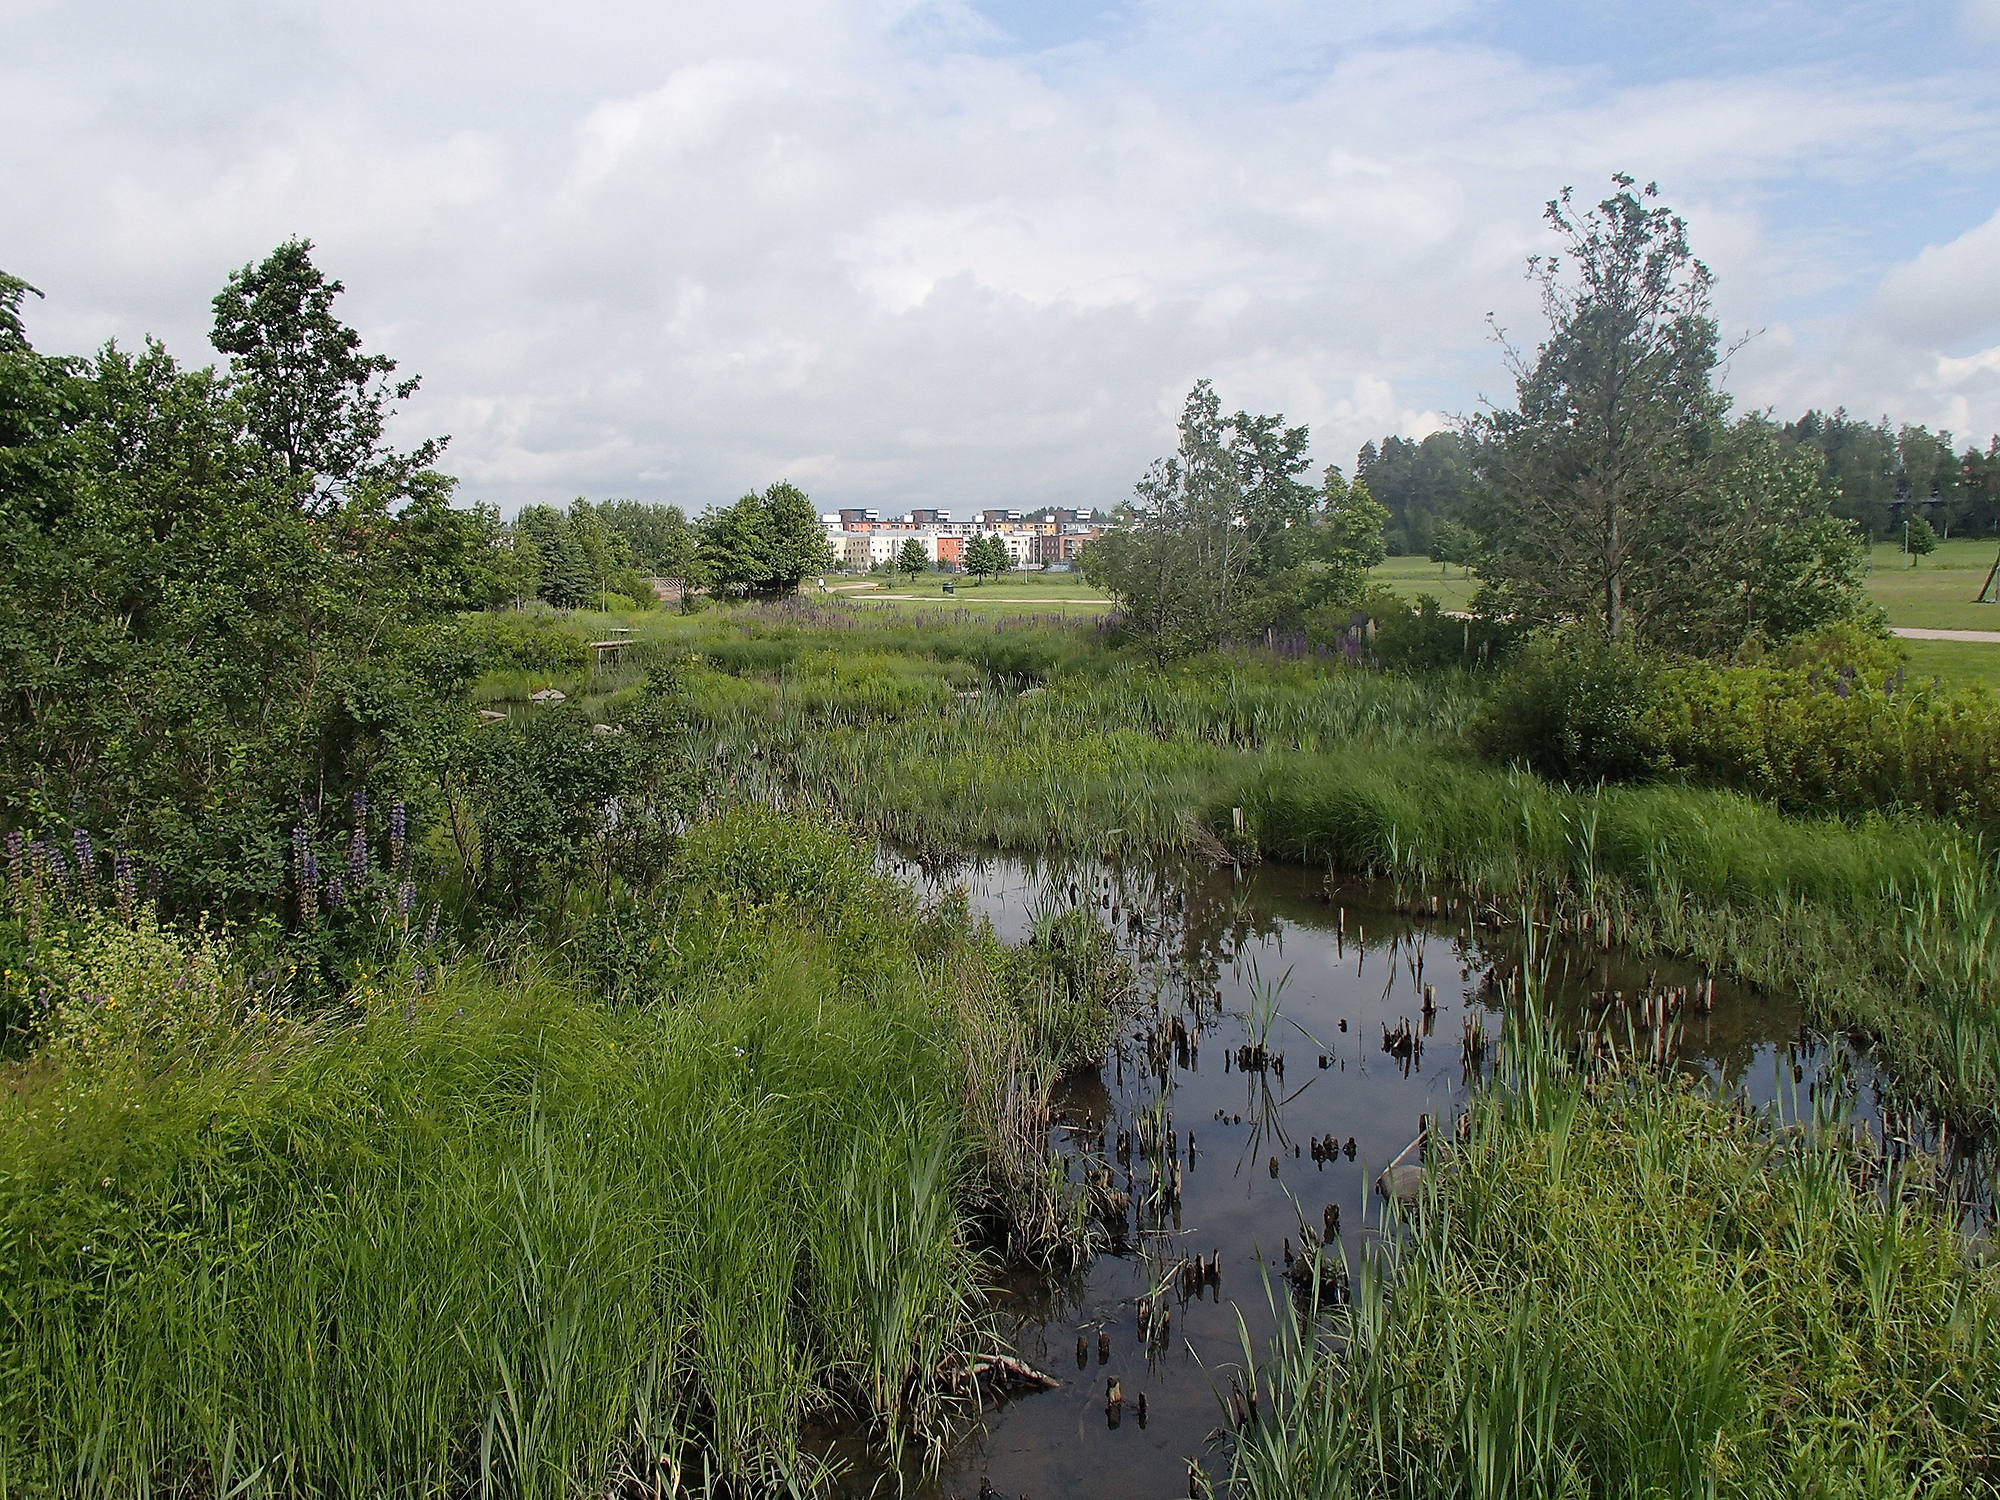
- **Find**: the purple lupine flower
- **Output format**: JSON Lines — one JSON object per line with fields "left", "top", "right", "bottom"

{"left": 398, "top": 879, "right": 415, "bottom": 915}
{"left": 46, "top": 844, "right": 69, "bottom": 894}
{"left": 325, "top": 875, "right": 344, "bottom": 908}
{"left": 296, "top": 828, "right": 319, "bottom": 930}
{"left": 349, "top": 826, "right": 367, "bottom": 882}
{"left": 74, "top": 829, "right": 97, "bottom": 908}
{"left": 412, "top": 963, "right": 426, "bottom": 994}
{"left": 423, "top": 903, "right": 440, "bottom": 946}
{"left": 389, "top": 801, "right": 406, "bottom": 871}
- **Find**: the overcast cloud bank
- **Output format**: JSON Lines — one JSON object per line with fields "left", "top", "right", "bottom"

{"left": 5, "top": 0, "right": 1998, "bottom": 514}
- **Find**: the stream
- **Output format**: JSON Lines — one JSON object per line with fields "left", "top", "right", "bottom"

{"left": 835, "top": 851, "right": 1974, "bottom": 1500}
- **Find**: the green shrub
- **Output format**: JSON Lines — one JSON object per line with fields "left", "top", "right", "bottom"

{"left": 35, "top": 912, "right": 255, "bottom": 1063}
{"left": 1470, "top": 628, "right": 1660, "bottom": 781}
{"left": 463, "top": 614, "right": 591, "bottom": 674}
{"left": 1622, "top": 624, "right": 2000, "bottom": 824}
{"left": 668, "top": 806, "right": 889, "bottom": 930}
{"left": 1368, "top": 593, "right": 1518, "bottom": 673}
{"left": 1645, "top": 653, "right": 2000, "bottom": 824}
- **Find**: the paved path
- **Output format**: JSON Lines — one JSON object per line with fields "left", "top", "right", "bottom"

{"left": 1892, "top": 626, "right": 2000, "bottom": 643}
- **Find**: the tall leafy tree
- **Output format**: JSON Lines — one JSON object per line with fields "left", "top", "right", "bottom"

{"left": 0, "top": 257, "right": 479, "bottom": 912}
{"left": 1468, "top": 176, "right": 1728, "bottom": 642}
{"left": 210, "top": 239, "right": 443, "bottom": 514}
{"left": 1470, "top": 179, "right": 1874, "bottom": 656}
{"left": 600, "top": 500, "right": 699, "bottom": 578}
{"left": 961, "top": 534, "right": 1000, "bottom": 582}
{"left": 1087, "top": 381, "right": 1384, "bottom": 657}
{"left": 1355, "top": 431, "right": 1470, "bottom": 556}
{"left": 697, "top": 481, "right": 833, "bottom": 597}
{"left": 1635, "top": 421, "right": 1866, "bottom": 652}
{"left": 1782, "top": 409, "right": 1898, "bottom": 539}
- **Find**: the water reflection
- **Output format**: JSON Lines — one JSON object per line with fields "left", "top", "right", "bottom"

{"left": 845, "top": 851, "right": 1983, "bottom": 1500}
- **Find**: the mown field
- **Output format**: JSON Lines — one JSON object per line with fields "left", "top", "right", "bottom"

{"left": 823, "top": 571, "right": 1113, "bottom": 614}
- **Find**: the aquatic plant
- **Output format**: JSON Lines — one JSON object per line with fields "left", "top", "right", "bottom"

{"left": 1224, "top": 995, "right": 2000, "bottom": 1499}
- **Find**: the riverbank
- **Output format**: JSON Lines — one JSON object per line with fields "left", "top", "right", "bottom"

{"left": 0, "top": 812, "right": 1124, "bottom": 1491}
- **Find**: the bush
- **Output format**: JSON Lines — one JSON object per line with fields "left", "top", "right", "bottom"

{"left": 668, "top": 807, "right": 889, "bottom": 930}
{"left": 1645, "top": 648, "right": 2000, "bottom": 824}
{"left": 463, "top": 614, "right": 590, "bottom": 674}
{"left": 1368, "top": 593, "right": 1517, "bottom": 673}
{"left": 1470, "top": 628, "right": 1659, "bottom": 781}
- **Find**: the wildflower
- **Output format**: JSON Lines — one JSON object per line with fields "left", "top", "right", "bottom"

{"left": 390, "top": 801, "right": 407, "bottom": 871}
{"left": 423, "top": 903, "right": 440, "bottom": 946}
{"left": 73, "top": 829, "right": 96, "bottom": 907}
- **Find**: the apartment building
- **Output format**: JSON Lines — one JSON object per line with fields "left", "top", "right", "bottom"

{"left": 819, "top": 508, "right": 1101, "bottom": 572}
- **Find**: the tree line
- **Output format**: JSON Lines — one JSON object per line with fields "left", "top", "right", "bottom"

{"left": 1093, "top": 175, "right": 1998, "bottom": 660}
{"left": 1351, "top": 398, "right": 1999, "bottom": 564}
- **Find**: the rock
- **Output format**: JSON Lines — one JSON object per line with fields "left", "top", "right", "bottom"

{"left": 590, "top": 722, "right": 623, "bottom": 736}
{"left": 476, "top": 709, "right": 507, "bottom": 723}
{"left": 529, "top": 688, "right": 567, "bottom": 704}
{"left": 1375, "top": 1163, "right": 1423, "bottom": 1206}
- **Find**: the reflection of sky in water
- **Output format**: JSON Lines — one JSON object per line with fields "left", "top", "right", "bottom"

{"left": 852, "top": 850, "right": 1982, "bottom": 1500}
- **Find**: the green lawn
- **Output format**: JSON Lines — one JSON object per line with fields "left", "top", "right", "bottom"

{"left": 1369, "top": 553, "right": 1479, "bottom": 612}
{"left": 1372, "top": 540, "right": 2000, "bottom": 690}
{"left": 1861, "top": 536, "right": 2000, "bottom": 630}
{"left": 823, "top": 571, "right": 1114, "bottom": 614}
{"left": 1896, "top": 637, "right": 2000, "bottom": 692}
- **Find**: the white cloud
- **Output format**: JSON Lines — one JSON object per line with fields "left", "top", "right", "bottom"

{"left": 1869, "top": 206, "right": 2000, "bottom": 349}
{"left": 3, "top": 0, "right": 1998, "bottom": 515}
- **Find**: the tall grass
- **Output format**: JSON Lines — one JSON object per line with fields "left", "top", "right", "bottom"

{"left": 1226, "top": 1000, "right": 2000, "bottom": 1498}
{"left": 1229, "top": 752, "right": 2000, "bottom": 1130}
{"left": 0, "top": 812, "right": 1120, "bottom": 1493}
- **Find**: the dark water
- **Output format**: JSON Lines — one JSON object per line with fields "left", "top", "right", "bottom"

{"left": 831, "top": 853, "right": 1863, "bottom": 1500}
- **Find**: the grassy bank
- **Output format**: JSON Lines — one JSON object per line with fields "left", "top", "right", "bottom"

{"left": 1227, "top": 1004, "right": 2000, "bottom": 1497}
{"left": 0, "top": 812, "right": 1121, "bottom": 1492}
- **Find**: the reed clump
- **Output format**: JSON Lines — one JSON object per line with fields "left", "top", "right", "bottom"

{"left": 1229, "top": 1006, "right": 2000, "bottom": 1498}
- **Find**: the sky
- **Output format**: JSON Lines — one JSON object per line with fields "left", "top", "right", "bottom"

{"left": 4, "top": 0, "right": 1999, "bottom": 517}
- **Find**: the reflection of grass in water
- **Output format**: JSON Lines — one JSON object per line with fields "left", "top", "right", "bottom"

{"left": 1226, "top": 994, "right": 2000, "bottom": 1499}
{"left": 1241, "top": 958, "right": 1291, "bottom": 1051}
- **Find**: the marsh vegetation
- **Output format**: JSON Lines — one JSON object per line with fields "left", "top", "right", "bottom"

{"left": 5, "top": 191, "right": 1999, "bottom": 1499}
